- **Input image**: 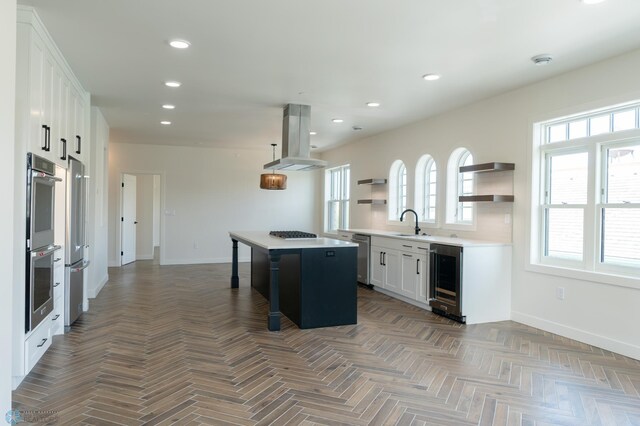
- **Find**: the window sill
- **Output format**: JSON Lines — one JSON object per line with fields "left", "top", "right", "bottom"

{"left": 526, "top": 262, "right": 640, "bottom": 290}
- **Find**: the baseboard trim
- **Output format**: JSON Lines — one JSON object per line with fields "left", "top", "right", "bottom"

{"left": 136, "top": 255, "right": 154, "bottom": 260}
{"left": 374, "top": 287, "right": 431, "bottom": 311}
{"left": 161, "top": 257, "right": 250, "bottom": 266}
{"left": 88, "top": 274, "right": 109, "bottom": 299}
{"left": 511, "top": 311, "right": 640, "bottom": 361}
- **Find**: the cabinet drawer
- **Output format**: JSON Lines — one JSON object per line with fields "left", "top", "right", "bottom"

{"left": 51, "top": 295, "right": 64, "bottom": 335}
{"left": 372, "top": 236, "right": 430, "bottom": 254}
{"left": 24, "top": 319, "right": 52, "bottom": 373}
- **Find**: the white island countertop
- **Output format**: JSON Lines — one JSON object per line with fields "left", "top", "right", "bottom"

{"left": 338, "top": 228, "right": 510, "bottom": 248}
{"left": 230, "top": 231, "right": 358, "bottom": 250}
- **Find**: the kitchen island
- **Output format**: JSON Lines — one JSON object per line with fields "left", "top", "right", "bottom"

{"left": 229, "top": 231, "right": 358, "bottom": 331}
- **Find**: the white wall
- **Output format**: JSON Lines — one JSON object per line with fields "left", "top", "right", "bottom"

{"left": 321, "top": 48, "right": 640, "bottom": 360}
{"left": 87, "top": 107, "right": 109, "bottom": 298}
{"left": 108, "top": 143, "right": 320, "bottom": 266}
{"left": 135, "top": 174, "right": 155, "bottom": 260}
{"left": 1, "top": 0, "right": 17, "bottom": 413}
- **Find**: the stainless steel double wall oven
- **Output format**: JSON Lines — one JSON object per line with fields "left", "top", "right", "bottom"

{"left": 26, "top": 153, "right": 61, "bottom": 332}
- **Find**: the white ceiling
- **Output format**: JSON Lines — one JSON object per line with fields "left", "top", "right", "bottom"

{"left": 17, "top": 0, "right": 640, "bottom": 153}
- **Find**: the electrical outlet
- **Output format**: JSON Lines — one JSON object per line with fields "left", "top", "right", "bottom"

{"left": 504, "top": 213, "right": 511, "bottom": 224}
{"left": 193, "top": 242, "right": 199, "bottom": 249}
{"left": 556, "top": 287, "right": 565, "bottom": 300}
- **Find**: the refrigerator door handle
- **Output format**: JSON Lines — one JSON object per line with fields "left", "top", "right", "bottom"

{"left": 70, "top": 260, "right": 91, "bottom": 273}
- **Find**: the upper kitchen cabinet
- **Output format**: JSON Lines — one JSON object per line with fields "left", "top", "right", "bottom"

{"left": 15, "top": 7, "right": 90, "bottom": 168}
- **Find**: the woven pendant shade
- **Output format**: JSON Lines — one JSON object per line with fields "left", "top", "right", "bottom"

{"left": 260, "top": 173, "right": 287, "bottom": 190}
{"left": 260, "top": 143, "right": 287, "bottom": 190}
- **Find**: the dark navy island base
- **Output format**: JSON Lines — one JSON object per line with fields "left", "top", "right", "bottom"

{"left": 229, "top": 232, "right": 358, "bottom": 331}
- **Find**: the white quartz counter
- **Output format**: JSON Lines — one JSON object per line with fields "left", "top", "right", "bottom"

{"left": 338, "top": 228, "right": 510, "bottom": 247}
{"left": 230, "top": 231, "right": 358, "bottom": 250}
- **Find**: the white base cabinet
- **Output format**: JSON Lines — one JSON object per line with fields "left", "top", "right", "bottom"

{"left": 24, "top": 317, "right": 52, "bottom": 374}
{"left": 371, "top": 236, "right": 430, "bottom": 306}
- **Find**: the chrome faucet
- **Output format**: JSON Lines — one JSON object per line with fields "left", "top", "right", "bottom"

{"left": 400, "top": 209, "right": 420, "bottom": 235}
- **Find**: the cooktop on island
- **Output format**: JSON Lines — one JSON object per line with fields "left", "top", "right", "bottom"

{"left": 269, "top": 231, "right": 318, "bottom": 240}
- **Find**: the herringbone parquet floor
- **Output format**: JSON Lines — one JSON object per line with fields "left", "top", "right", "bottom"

{"left": 12, "top": 260, "right": 640, "bottom": 425}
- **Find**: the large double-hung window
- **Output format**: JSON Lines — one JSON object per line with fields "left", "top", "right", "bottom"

{"left": 535, "top": 102, "right": 640, "bottom": 277}
{"left": 325, "top": 165, "right": 350, "bottom": 233}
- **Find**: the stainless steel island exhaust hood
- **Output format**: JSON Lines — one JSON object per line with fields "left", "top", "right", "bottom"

{"left": 263, "top": 104, "right": 327, "bottom": 171}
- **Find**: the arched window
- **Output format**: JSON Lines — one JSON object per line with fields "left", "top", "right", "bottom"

{"left": 446, "top": 148, "right": 474, "bottom": 224}
{"left": 388, "top": 160, "right": 407, "bottom": 220}
{"left": 415, "top": 155, "right": 437, "bottom": 223}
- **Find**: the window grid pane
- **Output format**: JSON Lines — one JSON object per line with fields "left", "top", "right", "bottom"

{"left": 457, "top": 152, "right": 473, "bottom": 222}
{"left": 605, "top": 144, "right": 640, "bottom": 204}
{"left": 539, "top": 102, "right": 640, "bottom": 275}
{"left": 325, "top": 165, "right": 350, "bottom": 232}
{"left": 548, "top": 152, "right": 589, "bottom": 205}
{"left": 544, "top": 106, "right": 640, "bottom": 144}
{"left": 601, "top": 208, "right": 640, "bottom": 267}
{"left": 545, "top": 207, "right": 584, "bottom": 261}
{"left": 422, "top": 159, "right": 437, "bottom": 221}
{"left": 398, "top": 164, "right": 407, "bottom": 215}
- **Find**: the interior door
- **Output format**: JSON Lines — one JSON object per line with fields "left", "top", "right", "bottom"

{"left": 121, "top": 174, "right": 137, "bottom": 265}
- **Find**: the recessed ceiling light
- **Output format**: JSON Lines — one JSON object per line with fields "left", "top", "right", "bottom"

{"left": 531, "top": 54, "right": 553, "bottom": 66}
{"left": 309, "top": 131, "right": 317, "bottom": 135}
{"left": 352, "top": 126, "right": 363, "bottom": 131}
{"left": 164, "top": 81, "right": 181, "bottom": 88}
{"left": 162, "top": 104, "right": 175, "bottom": 109}
{"left": 332, "top": 118, "right": 344, "bottom": 123}
{"left": 422, "top": 74, "right": 441, "bottom": 81}
{"left": 169, "top": 40, "right": 191, "bottom": 49}
{"left": 160, "top": 121, "right": 171, "bottom": 125}
{"left": 367, "top": 102, "right": 381, "bottom": 107}
{"left": 581, "top": 0, "right": 606, "bottom": 4}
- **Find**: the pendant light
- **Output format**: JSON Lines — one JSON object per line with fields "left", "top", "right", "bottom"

{"left": 260, "top": 144, "right": 287, "bottom": 190}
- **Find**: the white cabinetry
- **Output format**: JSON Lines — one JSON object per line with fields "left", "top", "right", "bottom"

{"left": 51, "top": 247, "right": 65, "bottom": 336}
{"left": 370, "top": 243, "right": 401, "bottom": 291}
{"left": 24, "top": 319, "right": 52, "bottom": 374}
{"left": 16, "top": 8, "right": 89, "bottom": 168}
{"left": 14, "top": 6, "right": 91, "bottom": 387}
{"left": 371, "top": 236, "right": 428, "bottom": 305}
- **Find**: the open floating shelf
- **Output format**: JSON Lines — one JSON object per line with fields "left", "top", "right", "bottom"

{"left": 459, "top": 195, "right": 514, "bottom": 202}
{"left": 460, "top": 162, "right": 515, "bottom": 173}
{"left": 357, "top": 178, "right": 387, "bottom": 185}
{"left": 357, "top": 199, "right": 387, "bottom": 205}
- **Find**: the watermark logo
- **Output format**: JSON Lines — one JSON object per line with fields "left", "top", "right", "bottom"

{"left": 4, "top": 411, "right": 22, "bottom": 425}
{"left": 5, "top": 410, "right": 58, "bottom": 424}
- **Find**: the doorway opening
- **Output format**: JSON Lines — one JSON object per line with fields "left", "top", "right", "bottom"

{"left": 120, "top": 173, "right": 161, "bottom": 266}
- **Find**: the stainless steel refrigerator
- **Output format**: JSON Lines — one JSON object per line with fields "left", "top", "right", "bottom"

{"left": 65, "top": 156, "right": 89, "bottom": 327}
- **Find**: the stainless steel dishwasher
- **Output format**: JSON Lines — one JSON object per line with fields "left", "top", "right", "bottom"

{"left": 351, "top": 234, "right": 371, "bottom": 285}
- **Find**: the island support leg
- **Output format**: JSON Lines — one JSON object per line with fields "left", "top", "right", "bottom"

{"left": 231, "top": 239, "right": 239, "bottom": 289}
{"left": 268, "top": 253, "right": 281, "bottom": 331}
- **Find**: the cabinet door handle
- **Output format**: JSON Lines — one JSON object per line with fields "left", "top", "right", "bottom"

{"left": 52, "top": 314, "right": 60, "bottom": 321}
{"left": 382, "top": 252, "right": 386, "bottom": 266}
{"left": 416, "top": 258, "right": 420, "bottom": 275}
{"left": 403, "top": 253, "right": 412, "bottom": 257}
{"left": 75, "top": 135, "right": 81, "bottom": 154}
{"left": 41, "top": 125, "right": 48, "bottom": 151}
{"left": 44, "top": 125, "right": 51, "bottom": 151}
{"left": 53, "top": 282, "right": 60, "bottom": 287}
{"left": 60, "top": 138, "right": 67, "bottom": 160}
{"left": 54, "top": 257, "right": 62, "bottom": 262}
{"left": 402, "top": 244, "right": 413, "bottom": 248}
{"left": 37, "top": 338, "right": 48, "bottom": 348}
